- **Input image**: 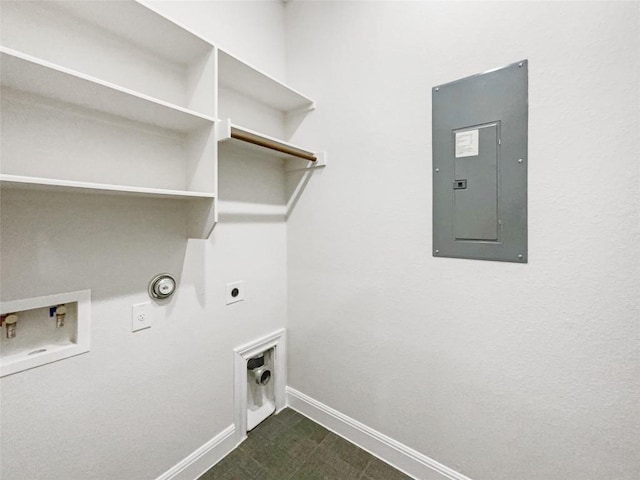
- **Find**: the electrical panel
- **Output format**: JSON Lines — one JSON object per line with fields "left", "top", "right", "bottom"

{"left": 432, "top": 60, "right": 528, "bottom": 263}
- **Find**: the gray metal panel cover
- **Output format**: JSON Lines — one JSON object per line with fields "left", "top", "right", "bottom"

{"left": 432, "top": 60, "right": 528, "bottom": 263}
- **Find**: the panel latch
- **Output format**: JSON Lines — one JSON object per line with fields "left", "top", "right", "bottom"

{"left": 453, "top": 179, "right": 467, "bottom": 190}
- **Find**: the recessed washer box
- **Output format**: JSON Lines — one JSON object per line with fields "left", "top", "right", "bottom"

{"left": 0, "top": 290, "right": 91, "bottom": 377}
{"left": 432, "top": 60, "right": 528, "bottom": 263}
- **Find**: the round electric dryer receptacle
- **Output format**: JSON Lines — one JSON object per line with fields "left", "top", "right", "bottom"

{"left": 148, "top": 273, "right": 177, "bottom": 300}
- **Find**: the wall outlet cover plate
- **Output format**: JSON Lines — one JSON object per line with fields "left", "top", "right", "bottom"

{"left": 132, "top": 302, "right": 152, "bottom": 332}
{"left": 226, "top": 281, "right": 244, "bottom": 305}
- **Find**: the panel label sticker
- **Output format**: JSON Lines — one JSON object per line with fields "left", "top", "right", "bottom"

{"left": 455, "top": 129, "right": 479, "bottom": 158}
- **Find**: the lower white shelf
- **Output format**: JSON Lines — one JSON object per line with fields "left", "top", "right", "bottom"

{"left": 0, "top": 175, "right": 217, "bottom": 239}
{"left": 0, "top": 174, "right": 215, "bottom": 200}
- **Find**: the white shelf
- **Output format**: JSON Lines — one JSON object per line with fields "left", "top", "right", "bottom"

{"left": 0, "top": 175, "right": 216, "bottom": 200}
{"left": 218, "top": 120, "right": 318, "bottom": 162}
{"left": 44, "top": 0, "right": 212, "bottom": 65}
{"left": 0, "top": 47, "right": 217, "bottom": 132}
{"left": 218, "top": 50, "right": 315, "bottom": 113}
{"left": 1, "top": 174, "right": 216, "bottom": 239}
{"left": 1, "top": 2, "right": 320, "bottom": 239}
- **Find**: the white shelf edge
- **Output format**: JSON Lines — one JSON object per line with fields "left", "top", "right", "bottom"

{"left": 0, "top": 47, "right": 218, "bottom": 132}
{"left": 217, "top": 201, "right": 287, "bottom": 217}
{"left": 218, "top": 119, "right": 317, "bottom": 162}
{"left": 0, "top": 175, "right": 216, "bottom": 200}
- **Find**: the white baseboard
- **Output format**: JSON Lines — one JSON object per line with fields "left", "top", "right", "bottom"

{"left": 286, "top": 387, "right": 473, "bottom": 480}
{"left": 155, "top": 424, "right": 237, "bottom": 480}
{"left": 156, "top": 385, "right": 471, "bottom": 480}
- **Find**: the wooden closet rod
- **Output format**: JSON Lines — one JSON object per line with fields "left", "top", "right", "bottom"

{"left": 231, "top": 129, "right": 317, "bottom": 162}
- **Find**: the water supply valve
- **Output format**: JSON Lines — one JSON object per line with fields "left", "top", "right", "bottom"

{"left": 5, "top": 314, "right": 17, "bottom": 338}
{"left": 55, "top": 305, "right": 67, "bottom": 328}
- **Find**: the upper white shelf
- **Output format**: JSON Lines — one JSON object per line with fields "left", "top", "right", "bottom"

{"left": 218, "top": 50, "right": 315, "bottom": 113}
{"left": 0, "top": 48, "right": 217, "bottom": 132}
{"left": 46, "top": 0, "right": 212, "bottom": 65}
{"left": 0, "top": 175, "right": 216, "bottom": 201}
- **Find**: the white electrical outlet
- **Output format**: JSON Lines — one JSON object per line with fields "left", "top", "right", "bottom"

{"left": 132, "top": 302, "right": 152, "bottom": 332}
{"left": 226, "top": 281, "right": 244, "bottom": 305}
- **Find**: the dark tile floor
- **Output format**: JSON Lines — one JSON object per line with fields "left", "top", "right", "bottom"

{"left": 198, "top": 408, "right": 413, "bottom": 480}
